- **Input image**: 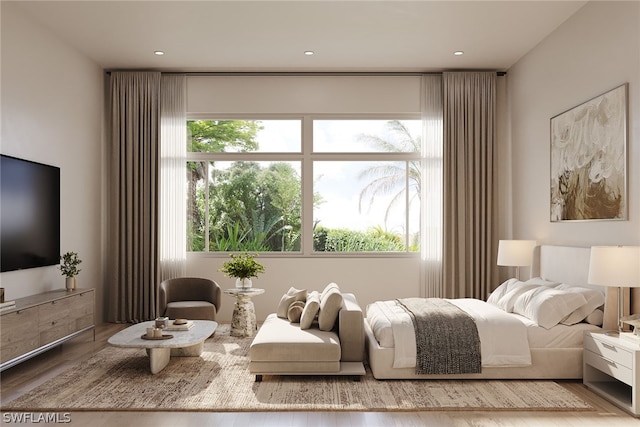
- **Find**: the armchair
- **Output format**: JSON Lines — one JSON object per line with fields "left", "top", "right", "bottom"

{"left": 159, "top": 277, "right": 222, "bottom": 321}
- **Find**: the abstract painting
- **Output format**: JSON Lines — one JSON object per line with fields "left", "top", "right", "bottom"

{"left": 550, "top": 84, "right": 628, "bottom": 221}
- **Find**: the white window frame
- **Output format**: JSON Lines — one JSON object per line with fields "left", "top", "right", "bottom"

{"left": 187, "top": 113, "right": 422, "bottom": 258}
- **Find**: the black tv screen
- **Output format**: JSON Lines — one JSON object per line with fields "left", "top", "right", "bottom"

{"left": 1, "top": 155, "right": 60, "bottom": 272}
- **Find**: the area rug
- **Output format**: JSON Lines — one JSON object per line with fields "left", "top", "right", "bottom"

{"left": 2, "top": 325, "right": 592, "bottom": 412}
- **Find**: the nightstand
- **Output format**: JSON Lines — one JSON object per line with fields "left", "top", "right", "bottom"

{"left": 583, "top": 331, "right": 640, "bottom": 416}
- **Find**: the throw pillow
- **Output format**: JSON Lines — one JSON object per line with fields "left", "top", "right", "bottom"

{"left": 276, "top": 287, "right": 307, "bottom": 318}
{"left": 287, "top": 301, "right": 305, "bottom": 323}
{"left": 300, "top": 291, "right": 321, "bottom": 330}
{"left": 320, "top": 282, "right": 340, "bottom": 300}
{"left": 318, "top": 287, "right": 343, "bottom": 331}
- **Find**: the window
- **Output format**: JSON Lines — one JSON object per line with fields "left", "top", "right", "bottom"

{"left": 186, "top": 118, "right": 422, "bottom": 254}
{"left": 187, "top": 120, "right": 302, "bottom": 252}
{"left": 312, "top": 119, "right": 421, "bottom": 253}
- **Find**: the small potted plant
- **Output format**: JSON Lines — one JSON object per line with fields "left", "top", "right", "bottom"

{"left": 59, "top": 252, "right": 82, "bottom": 291}
{"left": 219, "top": 252, "right": 265, "bottom": 289}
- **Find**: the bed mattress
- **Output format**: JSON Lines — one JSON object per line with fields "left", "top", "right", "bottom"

{"left": 366, "top": 299, "right": 599, "bottom": 359}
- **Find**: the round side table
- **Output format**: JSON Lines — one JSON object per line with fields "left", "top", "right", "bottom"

{"left": 224, "top": 288, "right": 265, "bottom": 337}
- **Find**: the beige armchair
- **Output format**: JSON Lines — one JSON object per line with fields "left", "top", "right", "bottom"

{"left": 159, "top": 277, "right": 221, "bottom": 321}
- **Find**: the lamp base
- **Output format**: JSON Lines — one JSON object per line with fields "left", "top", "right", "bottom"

{"left": 605, "top": 330, "right": 620, "bottom": 337}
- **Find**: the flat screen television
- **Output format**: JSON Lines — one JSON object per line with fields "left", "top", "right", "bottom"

{"left": 1, "top": 155, "right": 60, "bottom": 272}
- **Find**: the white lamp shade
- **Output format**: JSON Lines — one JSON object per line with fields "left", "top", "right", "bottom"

{"left": 497, "top": 240, "right": 537, "bottom": 267}
{"left": 588, "top": 246, "right": 640, "bottom": 287}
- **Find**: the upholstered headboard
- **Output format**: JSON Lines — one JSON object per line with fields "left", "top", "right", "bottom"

{"left": 530, "top": 245, "right": 594, "bottom": 288}
{"left": 531, "top": 244, "right": 618, "bottom": 329}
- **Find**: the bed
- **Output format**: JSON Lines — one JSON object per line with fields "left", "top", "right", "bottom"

{"left": 365, "top": 245, "right": 606, "bottom": 379}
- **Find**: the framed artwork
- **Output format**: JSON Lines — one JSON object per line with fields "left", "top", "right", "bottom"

{"left": 550, "top": 83, "right": 628, "bottom": 222}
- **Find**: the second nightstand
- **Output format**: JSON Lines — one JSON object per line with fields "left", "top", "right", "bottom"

{"left": 583, "top": 331, "right": 640, "bottom": 416}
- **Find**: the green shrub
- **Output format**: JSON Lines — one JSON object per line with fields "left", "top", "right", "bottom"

{"left": 313, "top": 226, "right": 405, "bottom": 252}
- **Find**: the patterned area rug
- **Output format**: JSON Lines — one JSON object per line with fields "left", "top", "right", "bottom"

{"left": 3, "top": 325, "right": 592, "bottom": 412}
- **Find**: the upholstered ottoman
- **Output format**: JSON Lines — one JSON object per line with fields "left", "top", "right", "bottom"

{"left": 248, "top": 291, "right": 365, "bottom": 381}
{"left": 249, "top": 314, "right": 341, "bottom": 374}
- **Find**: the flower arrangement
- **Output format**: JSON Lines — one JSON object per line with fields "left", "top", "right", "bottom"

{"left": 59, "top": 252, "right": 82, "bottom": 278}
{"left": 219, "top": 252, "right": 265, "bottom": 279}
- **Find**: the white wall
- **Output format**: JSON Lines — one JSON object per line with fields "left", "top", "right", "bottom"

{"left": 0, "top": 3, "right": 105, "bottom": 321}
{"left": 188, "top": 256, "right": 421, "bottom": 323}
{"left": 507, "top": 1, "right": 640, "bottom": 247}
{"left": 188, "top": 75, "right": 422, "bottom": 114}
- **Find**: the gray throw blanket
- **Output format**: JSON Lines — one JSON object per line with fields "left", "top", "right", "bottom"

{"left": 396, "top": 298, "right": 481, "bottom": 374}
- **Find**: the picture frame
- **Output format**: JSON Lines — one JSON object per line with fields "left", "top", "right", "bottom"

{"left": 550, "top": 83, "right": 628, "bottom": 222}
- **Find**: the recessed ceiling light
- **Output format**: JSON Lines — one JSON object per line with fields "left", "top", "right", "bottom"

{"left": 453, "top": 51, "right": 464, "bottom": 56}
{"left": 154, "top": 51, "right": 165, "bottom": 56}
{"left": 304, "top": 51, "right": 314, "bottom": 56}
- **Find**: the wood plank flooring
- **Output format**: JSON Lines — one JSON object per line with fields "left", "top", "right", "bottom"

{"left": 1, "top": 322, "right": 638, "bottom": 426}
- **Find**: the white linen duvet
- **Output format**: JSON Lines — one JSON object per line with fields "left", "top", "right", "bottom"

{"left": 366, "top": 299, "right": 532, "bottom": 369}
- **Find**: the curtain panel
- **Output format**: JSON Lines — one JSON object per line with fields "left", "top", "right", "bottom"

{"left": 159, "top": 74, "right": 187, "bottom": 285}
{"left": 107, "top": 71, "right": 161, "bottom": 323}
{"left": 420, "top": 74, "right": 444, "bottom": 298}
{"left": 442, "top": 72, "right": 498, "bottom": 300}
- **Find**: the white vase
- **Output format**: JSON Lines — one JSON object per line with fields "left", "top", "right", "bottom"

{"left": 235, "top": 278, "right": 252, "bottom": 289}
{"left": 65, "top": 276, "right": 77, "bottom": 291}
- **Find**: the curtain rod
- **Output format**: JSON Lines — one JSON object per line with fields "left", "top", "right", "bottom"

{"left": 105, "top": 71, "right": 507, "bottom": 77}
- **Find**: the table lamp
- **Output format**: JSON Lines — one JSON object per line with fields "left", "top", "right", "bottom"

{"left": 588, "top": 246, "right": 640, "bottom": 336}
{"left": 497, "top": 240, "right": 537, "bottom": 280}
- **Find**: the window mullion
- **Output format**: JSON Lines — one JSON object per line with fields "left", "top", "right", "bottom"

{"left": 205, "top": 161, "right": 210, "bottom": 252}
{"left": 405, "top": 160, "right": 410, "bottom": 252}
{"left": 302, "top": 115, "right": 314, "bottom": 255}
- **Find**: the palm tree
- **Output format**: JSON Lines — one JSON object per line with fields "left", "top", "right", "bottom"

{"left": 357, "top": 120, "right": 421, "bottom": 227}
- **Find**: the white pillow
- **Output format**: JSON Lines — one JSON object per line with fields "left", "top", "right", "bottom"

{"left": 487, "top": 278, "right": 519, "bottom": 305}
{"left": 525, "top": 277, "right": 559, "bottom": 287}
{"left": 585, "top": 309, "right": 604, "bottom": 326}
{"left": 513, "top": 287, "right": 587, "bottom": 329}
{"left": 555, "top": 284, "right": 605, "bottom": 325}
{"left": 495, "top": 283, "right": 539, "bottom": 312}
{"left": 318, "top": 286, "right": 343, "bottom": 331}
{"left": 300, "top": 291, "right": 321, "bottom": 330}
{"left": 320, "top": 282, "right": 340, "bottom": 300}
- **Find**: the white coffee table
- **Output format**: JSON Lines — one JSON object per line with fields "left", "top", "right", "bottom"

{"left": 108, "top": 320, "right": 217, "bottom": 374}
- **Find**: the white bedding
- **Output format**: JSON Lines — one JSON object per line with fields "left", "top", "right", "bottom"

{"left": 366, "top": 299, "right": 531, "bottom": 369}
{"left": 513, "top": 312, "right": 600, "bottom": 348}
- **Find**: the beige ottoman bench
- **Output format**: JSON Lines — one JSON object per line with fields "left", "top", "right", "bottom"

{"left": 249, "top": 292, "right": 365, "bottom": 381}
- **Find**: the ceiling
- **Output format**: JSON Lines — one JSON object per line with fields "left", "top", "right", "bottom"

{"left": 11, "top": 0, "right": 588, "bottom": 73}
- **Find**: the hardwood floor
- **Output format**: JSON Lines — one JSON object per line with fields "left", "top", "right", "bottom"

{"left": 1, "top": 322, "right": 638, "bottom": 426}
